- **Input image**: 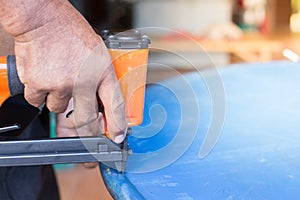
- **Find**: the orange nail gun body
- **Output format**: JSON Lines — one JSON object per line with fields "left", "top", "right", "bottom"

{"left": 0, "top": 56, "right": 12, "bottom": 106}
{"left": 0, "top": 30, "right": 150, "bottom": 172}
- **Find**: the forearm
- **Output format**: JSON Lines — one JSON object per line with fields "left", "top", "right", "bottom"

{"left": 0, "top": 0, "right": 93, "bottom": 40}
{"left": 0, "top": 0, "right": 60, "bottom": 36}
{"left": 0, "top": 0, "right": 100, "bottom": 48}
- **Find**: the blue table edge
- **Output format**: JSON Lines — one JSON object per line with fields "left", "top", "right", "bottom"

{"left": 100, "top": 163, "right": 145, "bottom": 200}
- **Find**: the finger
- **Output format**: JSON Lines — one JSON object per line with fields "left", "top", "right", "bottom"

{"left": 97, "top": 112, "right": 106, "bottom": 134}
{"left": 98, "top": 70, "right": 127, "bottom": 143}
{"left": 82, "top": 162, "right": 98, "bottom": 169}
{"left": 56, "top": 100, "right": 78, "bottom": 137}
{"left": 24, "top": 85, "right": 47, "bottom": 108}
{"left": 72, "top": 92, "right": 100, "bottom": 137}
{"left": 56, "top": 122, "right": 78, "bottom": 137}
{"left": 46, "top": 91, "right": 72, "bottom": 113}
{"left": 72, "top": 46, "right": 107, "bottom": 136}
{"left": 73, "top": 112, "right": 105, "bottom": 137}
{"left": 56, "top": 97, "right": 105, "bottom": 137}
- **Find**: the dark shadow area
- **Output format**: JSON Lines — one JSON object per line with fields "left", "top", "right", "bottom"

{"left": 69, "top": 0, "right": 133, "bottom": 33}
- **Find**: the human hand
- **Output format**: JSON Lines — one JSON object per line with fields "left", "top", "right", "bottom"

{"left": 55, "top": 98, "right": 105, "bottom": 138}
{"left": 56, "top": 99, "right": 103, "bottom": 169}
{"left": 0, "top": 0, "right": 127, "bottom": 142}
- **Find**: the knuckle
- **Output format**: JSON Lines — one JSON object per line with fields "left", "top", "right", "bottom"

{"left": 46, "top": 91, "right": 71, "bottom": 113}
{"left": 47, "top": 105, "right": 64, "bottom": 113}
{"left": 46, "top": 101, "right": 66, "bottom": 113}
{"left": 24, "top": 94, "right": 44, "bottom": 108}
{"left": 46, "top": 104, "right": 58, "bottom": 113}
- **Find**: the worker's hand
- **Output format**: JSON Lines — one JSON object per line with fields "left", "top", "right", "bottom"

{"left": 56, "top": 98, "right": 102, "bottom": 169}
{"left": 55, "top": 98, "right": 105, "bottom": 138}
{"left": 0, "top": 0, "right": 127, "bottom": 143}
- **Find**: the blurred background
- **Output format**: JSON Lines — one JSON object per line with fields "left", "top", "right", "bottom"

{"left": 57, "top": 1, "right": 300, "bottom": 199}
{"left": 69, "top": 0, "right": 299, "bottom": 68}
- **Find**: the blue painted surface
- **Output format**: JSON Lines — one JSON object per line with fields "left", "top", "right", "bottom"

{"left": 101, "top": 61, "right": 300, "bottom": 199}
{"left": 100, "top": 164, "right": 145, "bottom": 200}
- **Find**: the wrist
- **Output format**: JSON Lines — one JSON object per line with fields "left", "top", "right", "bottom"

{"left": 0, "top": 0, "right": 66, "bottom": 38}
{"left": 0, "top": 0, "right": 104, "bottom": 57}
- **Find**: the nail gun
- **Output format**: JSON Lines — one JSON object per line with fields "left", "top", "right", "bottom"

{"left": 0, "top": 30, "right": 150, "bottom": 172}
{"left": 0, "top": 55, "right": 130, "bottom": 172}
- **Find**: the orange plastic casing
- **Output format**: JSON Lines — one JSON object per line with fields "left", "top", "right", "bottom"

{"left": 109, "top": 49, "right": 149, "bottom": 126}
{"left": 0, "top": 56, "right": 9, "bottom": 106}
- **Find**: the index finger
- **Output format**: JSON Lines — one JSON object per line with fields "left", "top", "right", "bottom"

{"left": 97, "top": 68, "right": 127, "bottom": 143}
{"left": 72, "top": 44, "right": 127, "bottom": 141}
{"left": 72, "top": 49, "right": 102, "bottom": 136}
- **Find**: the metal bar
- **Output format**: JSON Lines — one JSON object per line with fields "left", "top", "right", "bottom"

{"left": 0, "top": 151, "right": 122, "bottom": 167}
{"left": 0, "top": 136, "right": 124, "bottom": 167}
{"left": 0, "top": 124, "right": 20, "bottom": 133}
{"left": 0, "top": 136, "right": 120, "bottom": 154}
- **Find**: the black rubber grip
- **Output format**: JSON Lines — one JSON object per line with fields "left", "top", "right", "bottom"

{"left": 7, "top": 55, "right": 24, "bottom": 96}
